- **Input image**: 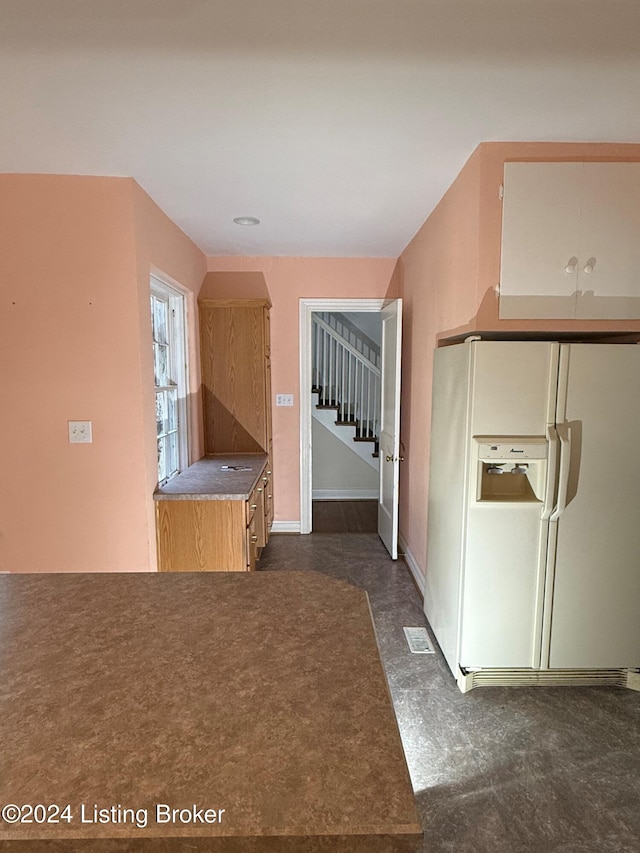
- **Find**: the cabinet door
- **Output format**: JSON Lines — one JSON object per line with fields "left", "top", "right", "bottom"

{"left": 200, "top": 306, "right": 267, "bottom": 453}
{"left": 577, "top": 163, "right": 640, "bottom": 319}
{"left": 500, "top": 162, "right": 582, "bottom": 319}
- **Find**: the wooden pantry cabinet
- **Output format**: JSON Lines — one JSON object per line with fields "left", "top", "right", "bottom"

{"left": 155, "top": 296, "right": 274, "bottom": 572}
{"left": 199, "top": 297, "right": 273, "bottom": 460}
{"left": 155, "top": 297, "right": 273, "bottom": 571}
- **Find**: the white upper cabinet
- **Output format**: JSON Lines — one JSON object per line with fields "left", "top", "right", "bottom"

{"left": 499, "top": 162, "right": 640, "bottom": 319}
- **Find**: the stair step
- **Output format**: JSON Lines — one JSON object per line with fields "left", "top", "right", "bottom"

{"left": 353, "top": 435, "right": 377, "bottom": 443}
{"left": 316, "top": 403, "right": 340, "bottom": 410}
{"left": 336, "top": 419, "right": 357, "bottom": 427}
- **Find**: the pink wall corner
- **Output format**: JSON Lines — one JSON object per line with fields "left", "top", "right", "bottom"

{"left": 0, "top": 175, "right": 206, "bottom": 574}
{"left": 397, "top": 147, "right": 484, "bottom": 573}
{"left": 205, "top": 256, "right": 397, "bottom": 523}
{"left": 0, "top": 175, "right": 144, "bottom": 572}
{"left": 398, "top": 141, "right": 640, "bottom": 585}
{"left": 132, "top": 182, "right": 207, "bottom": 570}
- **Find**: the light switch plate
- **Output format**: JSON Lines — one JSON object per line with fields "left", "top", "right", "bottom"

{"left": 68, "top": 420, "right": 93, "bottom": 443}
{"left": 276, "top": 394, "right": 294, "bottom": 407}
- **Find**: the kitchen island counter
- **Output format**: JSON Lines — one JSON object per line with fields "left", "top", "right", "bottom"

{"left": 0, "top": 571, "right": 422, "bottom": 851}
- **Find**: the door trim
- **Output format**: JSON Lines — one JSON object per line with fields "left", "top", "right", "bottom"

{"left": 299, "top": 298, "right": 385, "bottom": 534}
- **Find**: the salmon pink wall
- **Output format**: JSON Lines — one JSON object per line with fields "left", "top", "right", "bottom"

{"left": 205, "top": 257, "right": 397, "bottom": 524}
{"left": 399, "top": 142, "right": 640, "bottom": 584}
{"left": 0, "top": 175, "right": 205, "bottom": 573}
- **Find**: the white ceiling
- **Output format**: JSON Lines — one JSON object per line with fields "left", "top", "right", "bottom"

{"left": 1, "top": 0, "right": 640, "bottom": 257}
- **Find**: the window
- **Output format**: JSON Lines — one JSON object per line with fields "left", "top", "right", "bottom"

{"left": 150, "top": 276, "right": 189, "bottom": 485}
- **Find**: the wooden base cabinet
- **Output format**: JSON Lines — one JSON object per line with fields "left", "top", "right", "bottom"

{"left": 156, "top": 499, "right": 249, "bottom": 572}
{"left": 155, "top": 457, "right": 270, "bottom": 573}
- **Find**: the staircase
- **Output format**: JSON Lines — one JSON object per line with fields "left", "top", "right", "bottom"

{"left": 312, "top": 313, "right": 380, "bottom": 470}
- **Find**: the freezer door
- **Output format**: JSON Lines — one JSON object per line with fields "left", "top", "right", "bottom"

{"left": 549, "top": 344, "right": 640, "bottom": 668}
{"left": 459, "top": 341, "right": 559, "bottom": 668}
{"left": 470, "top": 341, "right": 559, "bottom": 435}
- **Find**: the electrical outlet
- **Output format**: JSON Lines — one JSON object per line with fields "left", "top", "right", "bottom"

{"left": 276, "top": 394, "right": 294, "bottom": 407}
{"left": 68, "top": 420, "right": 93, "bottom": 443}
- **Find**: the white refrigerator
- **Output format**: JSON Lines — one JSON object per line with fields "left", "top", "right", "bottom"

{"left": 424, "top": 339, "right": 640, "bottom": 691}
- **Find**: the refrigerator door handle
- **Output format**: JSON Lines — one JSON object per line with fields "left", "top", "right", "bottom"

{"left": 541, "top": 424, "right": 559, "bottom": 520}
{"left": 550, "top": 423, "right": 571, "bottom": 521}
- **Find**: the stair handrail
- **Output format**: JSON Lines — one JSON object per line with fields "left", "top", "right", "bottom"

{"left": 314, "top": 315, "right": 380, "bottom": 376}
{"left": 319, "top": 312, "right": 380, "bottom": 367}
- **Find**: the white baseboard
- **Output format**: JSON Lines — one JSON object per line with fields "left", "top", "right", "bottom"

{"left": 398, "top": 532, "right": 425, "bottom": 596}
{"left": 270, "top": 521, "right": 302, "bottom": 534}
{"left": 627, "top": 670, "right": 640, "bottom": 692}
{"left": 312, "top": 489, "right": 378, "bottom": 500}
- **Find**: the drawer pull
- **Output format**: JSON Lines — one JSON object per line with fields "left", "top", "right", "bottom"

{"left": 263, "top": 476, "right": 268, "bottom": 483}
{"left": 257, "top": 487, "right": 263, "bottom": 493}
{"left": 251, "top": 535, "right": 258, "bottom": 543}
{"left": 250, "top": 504, "right": 258, "bottom": 510}
{"left": 267, "top": 494, "right": 272, "bottom": 499}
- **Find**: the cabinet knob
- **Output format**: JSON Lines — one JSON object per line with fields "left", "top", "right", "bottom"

{"left": 583, "top": 257, "right": 596, "bottom": 274}
{"left": 251, "top": 535, "right": 258, "bottom": 543}
{"left": 565, "top": 256, "right": 578, "bottom": 274}
{"left": 250, "top": 504, "right": 258, "bottom": 510}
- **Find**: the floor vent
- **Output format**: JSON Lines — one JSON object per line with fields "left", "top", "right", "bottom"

{"left": 403, "top": 627, "right": 435, "bottom": 654}
{"left": 457, "top": 667, "right": 628, "bottom": 692}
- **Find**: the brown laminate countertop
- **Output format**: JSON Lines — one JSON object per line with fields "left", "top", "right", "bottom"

{"left": 0, "top": 571, "right": 422, "bottom": 852}
{"left": 154, "top": 454, "right": 268, "bottom": 501}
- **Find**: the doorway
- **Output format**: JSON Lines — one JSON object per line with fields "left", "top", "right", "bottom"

{"left": 299, "top": 298, "right": 402, "bottom": 556}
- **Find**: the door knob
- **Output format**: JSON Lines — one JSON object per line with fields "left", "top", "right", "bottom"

{"left": 583, "top": 257, "right": 596, "bottom": 274}
{"left": 565, "top": 257, "right": 578, "bottom": 274}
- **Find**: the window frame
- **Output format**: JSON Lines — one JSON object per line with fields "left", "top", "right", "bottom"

{"left": 150, "top": 274, "right": 190, "bottom": 486}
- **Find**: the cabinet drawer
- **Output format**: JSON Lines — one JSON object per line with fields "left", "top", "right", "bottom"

{"left": 246, "top": 513, "right": 259, "bottom": 571}
{"left": 246, "top": 481, "right": 264, "bottom": 526}
{"left": 262, "top": 467, "right": 273, "bottom": 532}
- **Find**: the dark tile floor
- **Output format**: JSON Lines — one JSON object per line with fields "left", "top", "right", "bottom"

{"left": 259, "top": 533, "right": 640, "bottom": 853}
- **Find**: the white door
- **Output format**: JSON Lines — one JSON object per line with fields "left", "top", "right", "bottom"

{"left": 548, "top": 344, "right": 640, "bottom": 668}
{"left": 378, "top": 299, "right": 402, "bottom": 558}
